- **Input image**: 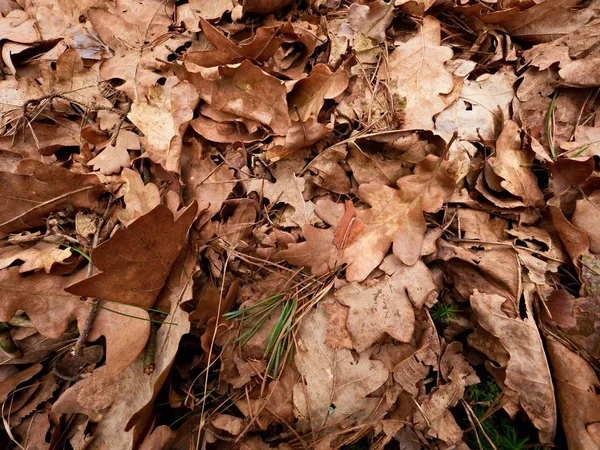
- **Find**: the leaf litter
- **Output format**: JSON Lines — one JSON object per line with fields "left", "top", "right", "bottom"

{"left": 1, "top": 0, "right": 600, "bottom": 449}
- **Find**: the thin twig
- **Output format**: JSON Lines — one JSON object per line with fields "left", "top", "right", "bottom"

{"left": 72, "top": 196, "right": 115, "bottom": 355}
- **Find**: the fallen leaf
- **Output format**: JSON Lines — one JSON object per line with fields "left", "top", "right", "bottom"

{"left": 347, "top": 0, "right": 394, "bottom": 44}
{"left": 289, "top": 64, "right": 349, "bottom": 122}
{"left": 0, "top": 162, "right": 105, "bottom": 238}
{"left": 184, "top": 60, "right": 291, "bottom": 135}
{"left": 117, "top": 168, "right": 161, "bottom": 225}
{"left": 333, "top": 266, "right": 436, "bottom": 351}
{"left": 469, "top": 289, "right": 557, "bottom": 443}
{"left": 0, "top": 241, "right": 72, "bottom": 273}
{"left": 293, "top": 303, "right": 389, "bottom": 430}
{"left": 381, "top": 16, "right": 454, "bottom": 130}
{"left": 88, "top": 130, "right": 139, "bottom": 175}
{"left": 66, "top": 203, "right": 198, "bottom": 308}
{"left": 546, "top": 336, "right": 600, "bottom": 450}
{"left": 127, "top": 78, "right": 199, "bottom": 173}
{"left": 343, "top": 155, "right": 456, "bottom": 281}
{"left": 435, "top": 70, "right": 517, "bottom": 140}
{"left": 487, "top": 120, "right": 544, "bottom": 207}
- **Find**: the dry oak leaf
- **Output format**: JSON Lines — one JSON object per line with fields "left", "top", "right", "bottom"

{"left": 546, "top": 337, "right": 600, "bottom": 450}
{"left": 88, "top": 130, "right": 140, "bottom": 175}
{"left": 185, "top": 0, "right": 235, "bottom": 21}
{"left": 381, "top": 16, "right": 453, "bottom": 130}
{"left": 0, "top": 10, "right": 38, "bottom": 44}
{"left": 116, "top": 168, "right": 161, "bottom": 225}
{"left": 469, "top": 290, "right": 556, "bottom": 443}
{"left": 89, "top": 0, "right": 191, "bottom": 101}
{"left": 333, "top": 266, "right": 436, "bottom": 352}
{"left": 278, "top": 225, "right": 340, "bottom": 275}
{"left": 245, "top": 159, "right": 318, "bottom": 227}
{"left": 0, "top": 78, "right": 44, "bottom": 132}
{"left": 293, "top": 303, "right": 389, "bottom": 430}
{"left": 181, "top": 144, "right": 236, "bottom": 221}
{"left": 66, "top": 202, "right": 198, "bottom": 309}
{"left": 127, "top": 78, "right": 199, "bottom": 173}
{"left": 289, "top": 64, "right": 350, "bottom": 122}
{"left": 461, "top": 0, "right": 598, "bottom": 44}
{"left": 572, "top": 190, "right": 600, "bottom": 254}
{"left": 343, "top": 154, "right": 456, "bottom": 281}
{"left": 185, "top": 18, "right": 283, "bottom": 68}
{"left": 0, "top": 242, "right": 71, "bottom": 273}
{"left": 347, "top": 0, "right": 394, "bottom": 44}
{"left": 184, "top": 60, "right": 291, "bottom": 135}
{"left": 0, "top": 268, "right": 149, "bottom": 380}
{"left": 42, "top": 49, "right": 112, "bottom": 112}
{"left": 0, "top": 162, "right": 105, "bottom": 238}
{"left": 487, "top": 120, "right": 544, "bottom": 208}
{"left": 435, "top": 70, "right": 517, "bottom": 140}
{"left": 308, "top": 147, "right": 351, "bottom": 194}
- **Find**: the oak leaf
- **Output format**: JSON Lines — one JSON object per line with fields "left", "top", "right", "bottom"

{"left": 185, "top": 18, "right": 283, "bottom": 68}
{"left": 127, "top": 78, "right": 199, "bottom": 173}
{"left": 89, "top": 0, "right": 191, "bottom": 101}
{"left": 546, "top": 337, "right": 600, "bottom": 450}
{"left": 66, "top": 203, "right": 198, "bottom": 308}
{"left": 469, "top": 290, "right": 557, "bottom": 443}
{"left": 0, "top": 242, "right": 72, "bottom": 273}
{"left": 381, "top": 16, "right": 453, "bottom": 130}
{"left": 343, "top": 155, "right": 456, "bottom": 281}
{"left": 184, "top": 60, "right": 291, "bottom": 135}
{"left": 347, "top": 0, "right": 394, "bottom": 44}
{"left": 116, "top": 168, "right": 161, "bottom": 225}
{"left": 293, "top": 303, "right": 389, "bottom": 429}
{"left": 0, "top": 162, "right": 105, "bottom": 238}
{"left": 487, "top": 120, "right": 544, "bottom": 208}
{"left": 88, "top": 130, "right": 140, "bottom": 175}
{"left": 289, "top": 64, "right": 349, "bottom": 122}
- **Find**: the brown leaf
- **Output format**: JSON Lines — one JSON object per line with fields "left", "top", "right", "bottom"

{"left": 278, "top": 225, "right": 340, "bottom": 275}
{"left": 181, "top": 143, "right": 236, "bottom": 221}
{"left": 487, "top": 120, "right": 544, "bottom": 207}
{"left": 89, "top": 0, "right": 190, "bottom": 101}
{"left": 245, "top": 159, "right": 318, "bottom": 227}
{"left": 88, "top": 130, "right": 139, "bottom": 175}
{"left": 381, "top": 16, "right": 454, "bottom": 129}
{"left": 0, "top": 363, "right": 42, "bottom": 403}
{"left": 0, "top": 162, "right": 105, "bottom": 238}
{"left": 43, "top": 49, "right": 112, "bottom": 111}
{"left": 436, "top": 71, "right": 516, "bottom": 140}
{"left": 186, "top": 19, "right": 283, "bottom": 67}
{"left": 469, "top": 289, "right": 557, "bottom": 443}
{"left": 333, "top": 269, "right": 433, "bottom": 351}
{"left": 0, "top": 11, "right": 38, "bottom": 43}
{"left": 127, "top": 78, "right": 199, "bottom": 173}
{"left": 184, "top": 60, "right": 291, "bottom": 135}
{"left": 343, "top": 155, "right": 456, "bottom": 281}
{"left": 461, "top": 0, "right": 597, "bottom": 43}
{"left": 217, "top": 199, "right": 257, "bottom": 247}
{"left": 546, "top": 336, "right": 600, "bottom": 450}
{"left": 289, "top": 64, "right": 349, "bottom": 122}
{"left": 242, "top": 0, "right": 293, "bottom": 14}
{"left": 293, "top": 303, "right": 389, "bottom": 429}
{"left": 308, "top": 147, "right": 351, "bottom": 194}
{"left": 116, "top": 168, "right": 161, "bottom": 225}
{"left": 0, "top": 242, "right": 72, "bottom": 273}
{"left": 347, "top": 0, "right": 394, "bottom": 44}
{"left": 66, "top": 203, "right": 198, "bottom": 308}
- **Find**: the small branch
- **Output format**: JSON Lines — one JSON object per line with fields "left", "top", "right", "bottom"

{"left": 0, "top": 323, "right": 22, "bottom": 359}
{"left": 72, "top": 197, "right": 115, "bottom": 356}
{"left": 143, "top": 323, "right": 158, "bottom": 374}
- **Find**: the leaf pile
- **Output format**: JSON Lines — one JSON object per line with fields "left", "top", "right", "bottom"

{"left": 1, "top": 0, "right": 600, "bottom": 449}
